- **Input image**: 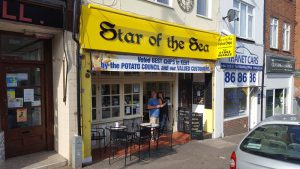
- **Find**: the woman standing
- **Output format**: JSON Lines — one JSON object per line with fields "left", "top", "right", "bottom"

{"left": 158, "top": 92, "right": 169, "bottom": 131}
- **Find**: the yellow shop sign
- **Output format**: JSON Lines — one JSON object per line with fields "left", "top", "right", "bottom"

{"left": 80, "top": 4, "right": 235, "bottom": 60}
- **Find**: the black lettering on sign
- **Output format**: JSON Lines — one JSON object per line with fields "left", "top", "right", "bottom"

{"left": 100, "top": 21, "right": 117, "bottom": 40}
{"left": 189, "top": 37, "right": 209, "bottom": 52}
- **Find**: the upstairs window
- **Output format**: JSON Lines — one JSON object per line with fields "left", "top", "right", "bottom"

{"left": 197, "top": 0, "right": 211, "bottom": 18}
{"left": 233, "top": 0, "right": 254, "bottom": 40}
{"left": 148, "top": 0, "right": 171, "bottom": 6}
{"left": 270, "top": 17, "right": 279, "bottom": 49}
{"left": 283, "top": 23, "right": 291, "bottom": 51}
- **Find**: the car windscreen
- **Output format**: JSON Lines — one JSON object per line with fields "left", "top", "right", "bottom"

{"left": 240, "top": 124, "right": 300, "bottom": 164}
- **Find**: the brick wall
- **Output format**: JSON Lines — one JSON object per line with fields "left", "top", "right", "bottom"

{"left": 265, "top": 0, "right": 296, "bottom": 56}
{"left": 295, "top": 0, "right": 300, "bottom": 97}
{"left": 224, "top": 117, "right": 248, "bottom": 136}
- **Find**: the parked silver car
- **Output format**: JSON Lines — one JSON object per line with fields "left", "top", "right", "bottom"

{"left": 230, "top": 114, "right": 300, "bottom": 169}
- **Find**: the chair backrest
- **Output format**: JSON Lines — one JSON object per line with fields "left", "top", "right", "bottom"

{"left": 139, "top": 126, "right": 151, "bottom": 139}
{"left": 110, "top": 129, "right": 128, "bottom": 141}
{"left": 133, "top": 117, "right": 143, "bottom": 131}
{"left": 123, "top": 119, "right": 134, "bottom": 132}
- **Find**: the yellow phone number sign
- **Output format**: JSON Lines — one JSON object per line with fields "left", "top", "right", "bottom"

{"left": 80, "top": 4, "right": 235, "bottom": 60}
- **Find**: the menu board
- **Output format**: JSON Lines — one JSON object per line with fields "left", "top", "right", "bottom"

{"left": 177, "top": 109, "right": 203, "bottom": 139}
{"left": 177, "top": 109, "right": 189, "bottom": 132}
{"left": 190, "top": 113, "right": 203, "bottom": 140}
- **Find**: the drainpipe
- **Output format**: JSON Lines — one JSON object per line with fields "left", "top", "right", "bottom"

{"left": 72, "top": 0, "right": 81, "bottom": 136}
{"left": 260, "top": 0, "right": 266, "bottom": 122}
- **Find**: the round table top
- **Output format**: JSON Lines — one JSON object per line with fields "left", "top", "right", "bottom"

{"left": 107, "top": 125, "right": 127, "bottom": 130}
{"left": 140, "top": 123, "right": 159, "bottom": 128}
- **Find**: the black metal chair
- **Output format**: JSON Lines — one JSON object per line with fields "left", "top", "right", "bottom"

{"left": 133, "top": 125, "right": 152, "bottom": 160}
{"left": 108, "top": 128, "right": 131, "bottom": 166}
{"left": 159, "top": 118, "right": 174, "bottom": 149}
{"left": 91, "top": 127, "right": 106, "bottom": 152}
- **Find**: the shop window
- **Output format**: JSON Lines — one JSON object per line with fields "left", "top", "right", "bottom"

{"left": 124, "top": 84, "right": 141, "bottom": 116}
{"left": 0, "top": 34, "right": 44, "bottom": 61}
{"left": 266, "top": 90, "right": 273, "bottom": 118}
{"left": 224, "top": 87, "right": 247, "bottom": 119}
{"left": 100, "top": 84, "right": 120, "bottom": 119}
{"left": 233, "top": 0, "right": 254, "bottom": 40}
{"left": 266, "top": 89, "right": 287, "bottom": 118}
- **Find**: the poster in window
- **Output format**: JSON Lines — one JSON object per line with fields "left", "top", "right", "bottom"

{"left": 7, "top": 89, "right": 16, "bottom": 100}
{"left": 24, "top": 89, "right": 34, "bottom": 102}
{"left": 16, "top": 73, "right": 28, "bottom": 81}
{"left": 8, "top": 98, "right": 23, "bottom": 108}
{"left": 125, "top": 106, "right": 131, "bottom": 115}
{"left": 6, "top": 74, "right": 18, "bottom": 87}
{"left": 133, "top": 84, "right": 140, "bottom": 93}
{"left": 17, "top": 108, "right": 27, "bottom": 122}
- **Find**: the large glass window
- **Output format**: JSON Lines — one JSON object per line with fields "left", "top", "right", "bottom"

{"left": 6, "top": 67, "right": 42, "bottom": 128}
{"left": 270, "top": 17, "right": 279, "bottom": 49}
{"left": 266, "top": 90, "right": 274, "bottom": 118}
{"left": 266, "top": 89, "right": 287, "bottom": 118}
{"left": 233, "top": 0, "right": 254, "bottom": 39}
{"left": 0, "top": 34, "right": 44, "bottom": 61}
{"left": 224, "top": 87, "right": 247, "bottom": 118}
{"left": 240, "top": 124, "right": 300, "bottom": 164}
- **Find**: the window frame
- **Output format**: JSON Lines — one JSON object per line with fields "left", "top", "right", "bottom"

{"left": 233, "top": 0, "right": 255, "bottom": 40}
{"left": 270, "top": 17, "right": 279, "bottom": 49}
{"left": 283, "top": 22, "right": 291, "bottom": 51}
{"left": 92, "top": 81, "right": 143, "bottom": 123}
{"left": 265, "top": 88, "right": 287, "bottom": 119}
{"left": 147, "top": 0, "right": 172, "bottom": 7}
{"left": 196, "top": 0, "right": 212, "bottom": 19}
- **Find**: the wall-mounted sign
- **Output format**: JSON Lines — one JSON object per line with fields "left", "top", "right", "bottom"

{"left": 217, "top": 35, "right": 236, "bottom": 58}
{"left": 80, "top": 4, "right": 236, "bottom": 60}
{"left": 224, "top": 70, "right": 261, "bottom": 88}
{"left": 220, "top": 45, "right": 263, "bottom": 71}
{"left": 266, "top": 55, "right": 295, "bottom": 73}
{"left": 295, "top": 69, "right": 300, "bottom": 78}
{"left": 91, "top": 52, "right": 212, "bottom": 73}
{"left": 0, "top": 0, "right": 63, "bottom": 28}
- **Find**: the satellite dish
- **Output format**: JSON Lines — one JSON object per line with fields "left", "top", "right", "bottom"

{"left": 223, "top": 9, "right": 239, "bottom": 22}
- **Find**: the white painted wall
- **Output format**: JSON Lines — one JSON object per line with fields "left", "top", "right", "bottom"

{"left": 83, "top": 0, "right": 220, "bottom": 32}
{"left": 52, "top": 31, "right": 78, "bottom": 163}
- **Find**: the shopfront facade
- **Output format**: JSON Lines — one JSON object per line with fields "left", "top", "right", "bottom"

{"left": 264, "top": 54, "right": 295, "bottom": 118}
{"left": 79, "top": 2, "right": 235, "bottom": 164}
{"left": 0, "top": 0, "right": 78, "bottom": 164}
{"left": 216, "top": 42, "right": 263, "bottom": 137}
{"left": 216, "top": 0, "right": 264, "bottom": 137}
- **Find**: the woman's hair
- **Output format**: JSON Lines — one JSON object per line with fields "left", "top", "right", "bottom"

{"left": 157, "top": 92, "right": 163, "bottom": 98}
